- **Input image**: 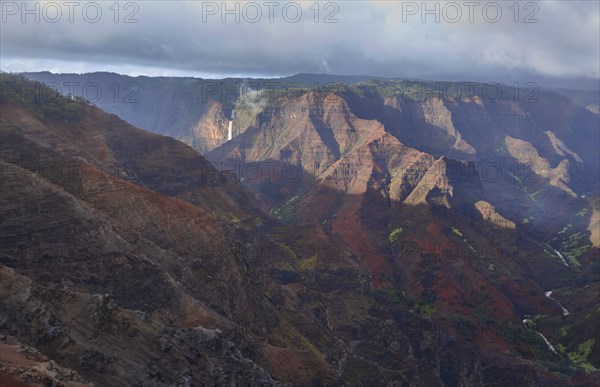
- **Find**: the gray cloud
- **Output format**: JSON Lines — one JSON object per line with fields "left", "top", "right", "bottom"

{"left": 1, "top": 1, "right": 598, "bottom": 88}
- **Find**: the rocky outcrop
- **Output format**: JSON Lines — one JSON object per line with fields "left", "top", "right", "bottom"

{"left": 474, "top": 200, "right": 516, "bottom": 230}
{"left": 504, "top": 135, "right": 576, "bottom": 197}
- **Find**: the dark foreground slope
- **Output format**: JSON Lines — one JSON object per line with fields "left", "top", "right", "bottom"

{"left": 1, "top": 75, "right": 597, "bottom": 386}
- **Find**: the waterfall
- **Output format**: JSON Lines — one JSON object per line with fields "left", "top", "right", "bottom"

{"left": 538, "top": 332, "right": 558, "bottom": 354}
{"left": 227, "top": 109, "right": 235, "bottom": 141}
{"left": 553, "top": 249, "right": 569, "bottom": 267}
{"left": 522, "top": 319, "right": 558, "bottom": 354}
{"left": 545, "top": 290, "right": 570, "bottom": 316}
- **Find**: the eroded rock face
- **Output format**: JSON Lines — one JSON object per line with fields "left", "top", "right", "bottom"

{"left": 474, "top": 201, "right": 516, "bottom": 230}
{"left": 504, "top": 135, "right": 576, "bottom": 197}
{"left": 418, "top": 97, "right": 477, "bottom": 156}
{"left": 207, "top": 82, "right": 600, "bottom": 381}
{"left": 189, "top": 100, "right": 230, "bottom": 152}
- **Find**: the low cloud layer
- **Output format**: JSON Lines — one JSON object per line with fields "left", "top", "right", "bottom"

{"left": 1, "top": 1, "right": 598, "bottom": 88}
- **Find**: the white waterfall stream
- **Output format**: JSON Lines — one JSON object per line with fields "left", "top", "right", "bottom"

{"left": 227, "top": 109, "right": 235, "bottom": 141}
{"left": 538, "top": 332, "right": 558, "bottom": 354}
{"left": 545, "top": 290, "right": 570, "bottom": 316}
{"left": 522, "top": 319, "right": 558, "bottom": 354}
{"left": 553, "top": 249, "right": 569, "bottom": 267}
{"left": 520, "top": 286, "right": 570, "bottom": 355}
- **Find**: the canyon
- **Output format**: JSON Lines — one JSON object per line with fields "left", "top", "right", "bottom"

{"left": 1, "top": 73, "right": 598, "bottom": 385}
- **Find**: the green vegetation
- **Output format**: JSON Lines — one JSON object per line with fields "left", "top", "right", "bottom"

{"left": 451, "top": 227, "right": 463, "bottom": 238}
{"left": 269, "top": 195, "right": 300, "bottom": 224}
{"left": 557, "top": 223, "right": 572, "bottom": 235}
{"left": 418, "top": 303, "right": 436, "bottom": 318}
{"left": 299, "top": 254, "right": 318, "bottom": 271}
{"left": 339, "top": 79, "right": 533, "bottom": 104}
{"left": 566, "top": 339, "right": 597, "bottom": 372}
{"left": 559, "top": 325, "right": 569, "bottom": 338}
{"left": 374, "top": 288, "right": 403, "bottom": 304}
{"left": 560, "top": 232, "right": 590, "bottom": 268}
{"left": 280, "top": 320, "right": 322, "bottom": 358}
{"left": 1, "top": 72, "right": 86, "bottom": 122}
{"left": 387, "top": 227, "right": 404, "bottom": 243}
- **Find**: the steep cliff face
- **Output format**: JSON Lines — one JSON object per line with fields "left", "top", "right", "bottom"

{"left": 208, "top": 83, "right": 598, "bottom": 261}
{"left": 185, "top": 100, "right": 229, "bottom": 151}
{"left": 20, "top": 72, "right": 373, "bottom": 155}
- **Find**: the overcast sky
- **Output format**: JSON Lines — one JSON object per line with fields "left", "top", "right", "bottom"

{"left": 1, "top": 1, "right": 598, "bottom": 88}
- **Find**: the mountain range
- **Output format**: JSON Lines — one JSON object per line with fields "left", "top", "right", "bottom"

{"left": 1, "top": 72, "right": 598, "bottom": 386}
